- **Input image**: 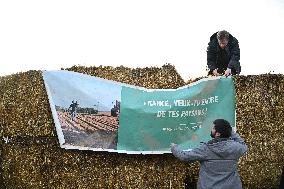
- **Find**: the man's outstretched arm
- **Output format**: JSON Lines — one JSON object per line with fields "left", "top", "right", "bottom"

{"left": 170, "top": 143, "right": 208, "bottom": 162}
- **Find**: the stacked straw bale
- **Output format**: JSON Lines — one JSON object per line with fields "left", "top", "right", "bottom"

{"left": 235, "top": 75, "right": 284, "bottom": 188}
{"left": 0, "top": 65, "right": 283, "bottom": 188}
{"left": 64, "top": 64, "right": 185, "bottom": 89}
{"left": 0, "top": 65, "right": 198, "bottom": 188}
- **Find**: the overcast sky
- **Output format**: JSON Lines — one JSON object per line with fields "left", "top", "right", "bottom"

{"left": 1, "top": 0, "right": 284, "bottom": 80}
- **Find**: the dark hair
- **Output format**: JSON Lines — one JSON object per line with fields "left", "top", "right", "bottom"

{"left": 217, "top": 30, "right": 230, "bottom": 41}
{"left": 213, "top": 119, "right": 232, "bottom": 138}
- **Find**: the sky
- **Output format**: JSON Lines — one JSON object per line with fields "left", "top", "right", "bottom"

{"left": 43, "top": 70, "right": 122, "bottom": 110}
{"left": 0, "top": 0, "right": 284, "bottom": 80}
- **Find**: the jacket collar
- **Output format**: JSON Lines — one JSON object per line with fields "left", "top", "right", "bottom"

{"left": 207, "top": 137, "right": 230, "bottom": 144}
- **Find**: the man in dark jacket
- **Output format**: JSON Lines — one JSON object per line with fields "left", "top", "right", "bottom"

{"left": 68, "top": 100, "right": 79, "bottom": 121}
{"left": 170, "top": 119, "right": 247, "bottom": 189}
{"left": 207, "top": 30, "right": 241, "bottom": 76}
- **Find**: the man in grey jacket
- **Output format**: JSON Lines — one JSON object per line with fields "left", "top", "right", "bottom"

{"left": 170, "top": 119, "right": 247, "bottom": 189}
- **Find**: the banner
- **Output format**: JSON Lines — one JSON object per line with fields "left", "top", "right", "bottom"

{"left": 43, "top": 70, "right": 235, "bottom": 154}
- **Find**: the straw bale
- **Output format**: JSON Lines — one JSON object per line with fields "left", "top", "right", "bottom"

{"left": 235, "top": 74, "right": 284, "bottom": 188}
{"left": 64, "top": 64, "right": 185, "bottom": 89}
{"left": 0, "top": 67, "right": 284, "bottom": 188}
{"left": 1, "top": 137, "right": 197, "bottom": 188}
{"left": 0, "top": 71, "right": 55, "bottom": 137}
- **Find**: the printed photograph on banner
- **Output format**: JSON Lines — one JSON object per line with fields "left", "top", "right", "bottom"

{"left": 44, "top": 71, "right": 121, "bottom": 150}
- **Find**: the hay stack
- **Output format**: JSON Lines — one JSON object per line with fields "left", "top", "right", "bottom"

{"left": 0, "top": 65, "right": 198, "bottom": 188}
{"left": 64, "top": 64, "right": 185, "bottom": 89}
{"left": 0, "top": 65, "right": 283, "bottom": 188}
{"left": 235, "top": 74, "right": 284, "bottom": 188}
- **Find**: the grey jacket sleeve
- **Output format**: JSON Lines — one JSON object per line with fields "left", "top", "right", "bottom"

{"left": 171, "top": 144, "right": 208, "bottom": 162}
{"left": 231, "top": 131, "right": 248, "bottom": 155}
